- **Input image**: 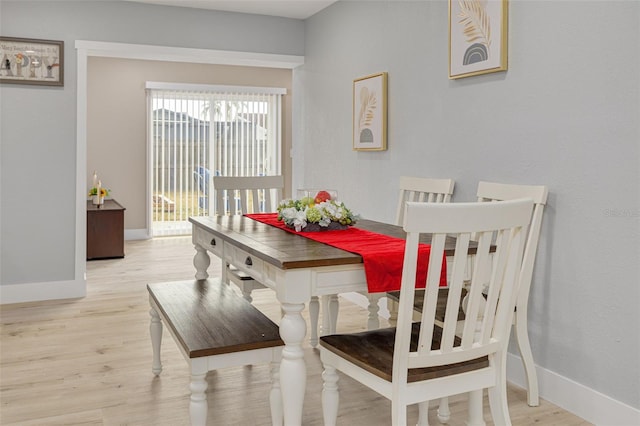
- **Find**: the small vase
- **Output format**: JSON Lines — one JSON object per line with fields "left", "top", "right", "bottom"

{"left": 92, "top": 195, "right": 104, "bottom": 205}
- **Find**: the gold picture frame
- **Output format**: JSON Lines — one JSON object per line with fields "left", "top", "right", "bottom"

{"left": 353, "top": 72, "right": 387, "bottom": 151}
{"left": 449, "top": 0, "right": 508, "bottom": 79}
{"left": 0, "top": 37, "right": 64, "bottom": 86}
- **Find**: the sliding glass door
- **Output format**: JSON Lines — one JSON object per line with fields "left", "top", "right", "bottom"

{"left": 147, "top": 83, "right": 284, "bottom": 236}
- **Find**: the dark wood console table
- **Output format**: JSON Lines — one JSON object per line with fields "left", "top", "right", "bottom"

{"left": 87, "top": 199, "right": 125, "bottom": 260}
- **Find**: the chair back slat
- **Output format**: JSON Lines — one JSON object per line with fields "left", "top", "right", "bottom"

{"left": 440, "top": 232, "right": 471, "bottom": 351}
{"left": 213, "top": 176, "right": 284, "bottom": 216}
{"left": 396, "top": 199, "right": 533, "bottom": 375}
{"left": 395, "top": 176, "right": 455, "bottom": 225}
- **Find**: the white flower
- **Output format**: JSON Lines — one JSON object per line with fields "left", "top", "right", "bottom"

{"left": 276, "top": 197, "right": 358, "bottom": 231}
{"left": 291, "top": 209, "right": 308, "bottom": 232}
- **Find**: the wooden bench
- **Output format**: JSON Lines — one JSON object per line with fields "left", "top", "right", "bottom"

{"left": 148, "top": 278, "right": 284, "bottom": 426}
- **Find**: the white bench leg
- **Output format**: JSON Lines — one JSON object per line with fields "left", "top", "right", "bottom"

{"left": 322, "top": 364, "right": 340, "bottom": 426}
{"left": 149, "top": 307, "right": 163, "bottom": 376}
{"left": 190, "top": 360, "right": 208, "bottom": 426}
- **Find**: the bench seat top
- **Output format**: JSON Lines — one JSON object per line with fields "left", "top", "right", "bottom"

{"left": 148, "top": 279, "right": 283, "bottom": 359}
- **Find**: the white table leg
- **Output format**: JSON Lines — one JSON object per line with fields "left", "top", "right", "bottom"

{"left": 149, "top": 307, "right": 163, "bottom": 376}
{"left": 193, "top": 244, "right": 210, "bottom": 280}
{"left": 309, "top": 296, "right": 320, "bottom": 347}
{"left": 279, "top": 302, "right": 307, "bottom": 426}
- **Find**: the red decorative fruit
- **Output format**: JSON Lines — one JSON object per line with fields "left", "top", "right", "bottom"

{"left": 314, "top": 190, "right": 332, "bottom": 203}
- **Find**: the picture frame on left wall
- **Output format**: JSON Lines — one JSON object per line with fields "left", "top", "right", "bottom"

{"left": 0, "top": 37, "right": 64, "bottom": 86}
{"left": 353, "top": 72, "right": 387, "bottom": 151}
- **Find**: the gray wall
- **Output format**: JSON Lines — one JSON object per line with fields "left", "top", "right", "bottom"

{"left": 0, "top": 0, "right": 303, "bottom": 285}
{"left": 294, "top": 0, "right": 639, "bottom": 411}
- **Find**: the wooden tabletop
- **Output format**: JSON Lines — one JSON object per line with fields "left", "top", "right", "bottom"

{"left": 190, "top": 216, "right": 468, "bottom": 271}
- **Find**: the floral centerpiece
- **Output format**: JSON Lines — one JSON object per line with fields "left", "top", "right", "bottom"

{"left": 277, "top": 190, "right": 359, "bottom": 232}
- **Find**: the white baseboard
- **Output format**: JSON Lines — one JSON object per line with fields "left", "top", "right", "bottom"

{"left": 340, "top": 291, "right": 640, "bottom": 426}
{"left": 506, "top": 352, "right": 640, "bottom": 426}
{"left": 124, "top": 228, "right": 151, "bottom": 241}
{"left": 0, "top": 279, "right": 86, "bottom": 305}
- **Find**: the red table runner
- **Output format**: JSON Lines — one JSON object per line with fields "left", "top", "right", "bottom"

{"left": 245, "top": 213, "right": 447, "bottom": 293}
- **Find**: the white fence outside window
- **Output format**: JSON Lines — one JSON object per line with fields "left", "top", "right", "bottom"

{"left": 146, "top": 82, "right": 284, "bottom": 236}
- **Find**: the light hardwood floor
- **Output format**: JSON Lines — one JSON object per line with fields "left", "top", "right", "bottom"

{"left": 1, "top": 236, "right": 591, "bottom": 425}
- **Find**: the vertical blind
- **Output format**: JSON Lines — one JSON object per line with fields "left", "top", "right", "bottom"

{"left": 146, "top": 82, "right": 285, "bottom": 236}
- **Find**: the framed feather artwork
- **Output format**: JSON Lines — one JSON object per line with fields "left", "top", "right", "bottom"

{"left": 353, "top": 72, "right": 387, "bottom": 151}
{"left": 449, "top": 0, "right": 508, "bottom": 79}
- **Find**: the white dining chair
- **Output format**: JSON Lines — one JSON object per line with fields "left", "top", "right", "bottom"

{"left": 386, "top": 176, "right": 456, "bottom": 325}
{"left": 212, "top": 175, "right": 284, "bottom": 301}
{"left": 307, "top": 177, "right": 455, "bottom": 348}
{"left": 430, "top": 181, "right": 548, "bottom": 424}
{"left": 319, "top": 198, "right": 534, "bottom": 425}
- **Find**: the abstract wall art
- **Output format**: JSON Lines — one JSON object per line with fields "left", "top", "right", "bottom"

{"left": 353, "top": 72, "right": 387, "bottom": 151}
{"left": 449, "top": 0, "right": 508, "bottom": 79}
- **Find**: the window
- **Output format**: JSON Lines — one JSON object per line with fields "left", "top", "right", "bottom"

{"left": 147, "top": 82, "right": 284, "bottom": 236}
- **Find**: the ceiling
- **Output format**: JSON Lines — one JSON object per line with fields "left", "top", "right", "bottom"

{"left": 126, "top": 0, "right": 337, "bottom": 19}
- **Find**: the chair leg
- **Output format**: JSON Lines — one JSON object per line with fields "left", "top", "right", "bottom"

{"left": 417, "top": 400, "right": 430, "bottom": 426}
{"left": 391, "top": 400, "right": 408, "bottom": 426}
{"left": 322, "top": 364, "right": 340, "bottom": 426}
{"left": 515, "top": 308, "right": 539, "bottom": 406}
{"left": 467, "top": 390, "right": 486, "bottom": 426}
{"left": 270, "top": 359, "right": 283, "bottom": 426}
{"left": 437, "top": 397, "right": 450, "bottom": 423}
{"left": 487, "top": 351, "right": 511, "bottom": 426}
{"left": 309, "top": 296, "right": 320, "bottom": 347}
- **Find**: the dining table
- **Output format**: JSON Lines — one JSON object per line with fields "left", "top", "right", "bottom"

{"left": 189, "top": 214, "right": 469, "bottom": 425}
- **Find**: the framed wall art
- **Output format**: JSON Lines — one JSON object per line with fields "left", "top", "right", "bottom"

{"left": 0, "top": 37, "right": 64, "bottom": 86}
{"left": 449, "top": 0, "right": 508, "bottom": 79}
{"left": 353, "top": 72, "right": 387, "bottom": 151}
